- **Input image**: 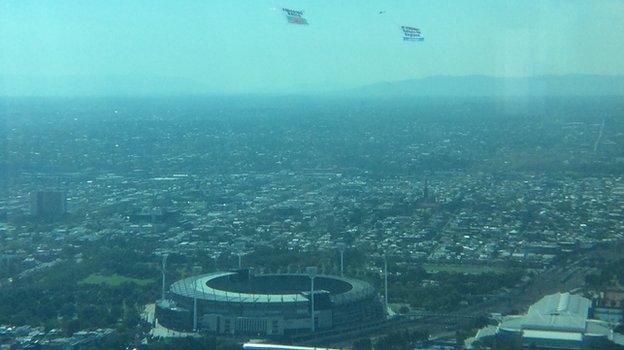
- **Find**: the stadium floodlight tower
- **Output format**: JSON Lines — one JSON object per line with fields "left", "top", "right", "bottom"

{"left": 337, "top": 243, "right": 346, "bottom": 277}
{"left": 193, "top": 297, "right": 198, "bottom": 332}
{"left": 305, "top": 266, "right": 318, "bottom": 332}
{"left": 383, "top": 254, "right": 388, "bottom": 313}
{"left": 161, "top": 253, "right": 169, "bottom": 300}
{"left": 237, "top": 252, "right": 244, "bottom": 269}
{"left": 232, "top": 242, "right": 245, "bottom": 270}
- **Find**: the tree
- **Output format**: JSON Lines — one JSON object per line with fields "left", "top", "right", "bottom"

{"left": 353, "top": 338, "right": 372, "bottom": 350}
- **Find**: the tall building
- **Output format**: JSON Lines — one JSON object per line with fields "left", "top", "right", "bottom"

{"left": 30, "top": 191, "right": 67, "bottom": 218}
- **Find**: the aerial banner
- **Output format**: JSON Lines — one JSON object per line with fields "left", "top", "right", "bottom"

{"left": 401, "top": 26, "right": 424, "bottom": 41}
{"left": 283, "top": 8, "right": 309, "bottom": 25}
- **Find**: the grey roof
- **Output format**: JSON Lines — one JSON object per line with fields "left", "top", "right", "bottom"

{"left": 613, "top": 332, "right": 624, "bottom": 345}
{"left": 476, "top": 293, "right": 624, "bottom": 347}
{"left": 529, "top": 292, "right": 591, "bottom": 317}
{"left": 506, "top": 293, "right": 591, "bottom": 332}
{"left": 475, "top": 325, "right": 498, "bottom": 339}
{"left": 585, "top": 319, "right": 612, "bottom": 336}
{"left": 169, "top": 272, "right": 375, "bottom": 304}
{"left": 498, "top": 315, "right": 524, "bottom": 330}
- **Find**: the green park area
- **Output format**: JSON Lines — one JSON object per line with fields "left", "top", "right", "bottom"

{"left": 79, "top": 273, "right": 155, "bottom": 287}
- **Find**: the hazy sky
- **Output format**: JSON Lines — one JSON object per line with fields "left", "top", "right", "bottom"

{"left": 1, "top": 0, "right": 624, "bottom": 95}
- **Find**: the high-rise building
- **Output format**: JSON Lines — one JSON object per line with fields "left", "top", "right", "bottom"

{"left": 30, "top": 191, "right": 67, "bottom": 218}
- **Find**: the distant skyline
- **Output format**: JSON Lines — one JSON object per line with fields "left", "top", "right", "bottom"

{"left": 1, "top": 0, "right": 624, "bottom": 96}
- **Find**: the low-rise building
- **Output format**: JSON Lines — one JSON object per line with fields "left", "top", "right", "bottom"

{"left": 466, "top": 292, "right": 624, "bottom": 349}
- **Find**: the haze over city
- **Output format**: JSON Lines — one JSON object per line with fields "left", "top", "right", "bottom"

{"left": 1, "top": 2, "right": 624, "bottom": 350}
{"left": 2, "top": 0, "right": 624, "bottom": 95}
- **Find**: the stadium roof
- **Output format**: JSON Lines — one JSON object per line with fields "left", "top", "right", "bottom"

{"left": 169, "top": 272, "right": 375, "bottom": 304}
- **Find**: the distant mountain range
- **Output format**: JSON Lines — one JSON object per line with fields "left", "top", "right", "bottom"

{"left": 345, "top": 75, "right": 624, "bottom": 97}
{"left": 1, "top": 74, "right": 624, "bottom": 97}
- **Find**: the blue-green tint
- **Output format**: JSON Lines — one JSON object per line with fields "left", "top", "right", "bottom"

{"left": 1, "top": 0, "right": 623, "bottom": 95}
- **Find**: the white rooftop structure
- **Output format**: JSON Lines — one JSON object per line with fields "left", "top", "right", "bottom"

{"left": 468, "top": 292, "right": 624, "bottom": 349}
{"left": 517, "top": 292, "right": 592, "bottom": 332}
